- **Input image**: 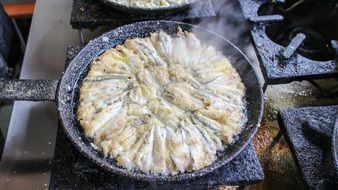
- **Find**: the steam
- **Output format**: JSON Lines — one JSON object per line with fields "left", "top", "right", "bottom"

{"left": 188, "top": 0, "right": 264, "bottom": 87}
{"left": 192, "top": 0, "right": 250, "bottom": 48}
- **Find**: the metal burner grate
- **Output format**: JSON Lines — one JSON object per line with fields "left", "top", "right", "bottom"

{"left": 278, "top": 105, "right": 338, "bottom": 188}
{"left": 238, "top": 0, "right": 338, "bottom": 88}
{"left": 70, "top": 0, "right": 216, "bottom": 29}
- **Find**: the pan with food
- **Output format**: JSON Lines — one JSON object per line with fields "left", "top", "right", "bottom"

{"left": 0, "top": 20, "right": 264, "bottom": 182}
{"left": 97, "top": 0, "right": 201, "bottom": 14}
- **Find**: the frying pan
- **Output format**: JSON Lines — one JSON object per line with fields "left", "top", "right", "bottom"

{"left": 0, "top": 20, "right": 264, "bottom": 182}
{"left": 97, "top": 0, "right": 202, "bottom": 15}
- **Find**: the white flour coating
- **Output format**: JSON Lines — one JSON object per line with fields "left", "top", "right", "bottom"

{"left": 108, "top": 0, "right": 190, "bottom": 8}
{"left": 77, "top": 29, "right": 247, "bottom": 175}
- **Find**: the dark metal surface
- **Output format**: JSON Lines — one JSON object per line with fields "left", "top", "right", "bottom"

{"left": 278, "top": 105, "right": 338, "bottom": 188}
{"left": 0, "top": 20, "right": 263, "bottom": 182}
{"left": 97, "top": 0, "right": 200, "bottom": 15}
{"left": 50, "top": 126, "right": 264, "bottom": 189}
{"left": 70, "top": 0, "right": 215, "bottom": 29}
{"left": 0, "top": 79, "right": 58, "bottom": 101}
{"left": 238, "top": 0, "right": 338, "bottom": 85}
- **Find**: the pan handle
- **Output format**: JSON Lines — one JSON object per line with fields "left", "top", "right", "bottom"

{"left": 0, "top": 79, "right": 58, "bottom": 102}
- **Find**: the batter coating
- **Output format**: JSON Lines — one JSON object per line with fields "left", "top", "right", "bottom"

{"left": 77, "top": 29, "right": 246, "bottom": 175}
{"left": 107, "top": 0, "right": 191, "bottom": 8}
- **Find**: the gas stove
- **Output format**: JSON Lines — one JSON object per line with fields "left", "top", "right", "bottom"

{"left": 50, "top": 0, "right": 338, "bottom": 189}
{"left": 239, "top": 0, "right": 338, "bottom": 89}
{"left": 238, "top": 0, "right": 338, "bottom": 189}
{"left": 1, "top": 0, "right": 338, "bottom": 189}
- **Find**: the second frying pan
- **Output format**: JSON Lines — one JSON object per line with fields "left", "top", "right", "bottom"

{"left": 97, "top": 0, "right": 202, "bottom": 15}
{"left": 0, "top": 20, "right": 264, "bottom": 182}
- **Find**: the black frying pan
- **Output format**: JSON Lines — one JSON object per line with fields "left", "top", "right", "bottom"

{"left": 97, "top": 0, "right": 201, "bottom": 15}
{"left": 0, "top": 20, "right": 264, "bottom": 182}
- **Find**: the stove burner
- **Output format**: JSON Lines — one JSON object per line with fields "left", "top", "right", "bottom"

{"left": 239, "top": 0, "right": 338, "bottom": 86}
{"left": 259, "top": 0, "right": 338, "bottom": 61}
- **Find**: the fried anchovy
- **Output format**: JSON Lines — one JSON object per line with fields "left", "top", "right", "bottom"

{"left": 191, "top": 124, "right": 216, "bottom": 151}
{"left": 84, "top": 74, "right": 132, "bottom": 82}
{"left": 190, "top": 113, "right": 221, "bottom": 133}
{"left": 159, "top": 32, "right": 173, "bottom": 56}
{"left": 135, "top": 39, "right": 165, "bottom": 66}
